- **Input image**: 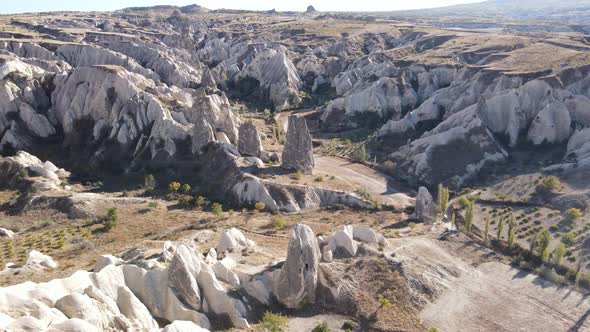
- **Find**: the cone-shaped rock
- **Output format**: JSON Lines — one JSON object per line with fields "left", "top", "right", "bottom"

{"left": 281, "top": 115, "right": 314, "bottom": 174}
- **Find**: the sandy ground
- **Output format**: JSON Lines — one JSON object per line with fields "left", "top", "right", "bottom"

{"left": 315, "top": 156, "right": 414, "bottom": 209}
{"left": 387, "top": 236, "right": 590, "bottom": 332}
{"left": 287, "top": 314, "right": 350, "bottom": 331}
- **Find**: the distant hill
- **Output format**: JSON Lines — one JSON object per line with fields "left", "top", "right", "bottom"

{"left": 122, "top": 4, "right": 209, "bottom": 14}
{"left": 392, "top": 0, "right": 590, "bottom": 25}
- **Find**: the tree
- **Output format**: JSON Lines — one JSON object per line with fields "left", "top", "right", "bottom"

{"left": 484, "top": 215, "right": 491, "bottom": 242}
{"left": 211, "top": 202, "right": 223, "bottom": 217}
{"left": 180, "top": 184, "right": 191, "bottom": 194}
{"left": 497, "top": 216, "right": 504, "bottom": 240}
{"left": 507, "top": 215, "right": 515, "bottom": 247}
{"left": 437, "top": 184, "right": 449, "bottom": 217}
{"left": 464, "top": 200, "right": 474, "bottom": 233}
{"left": 194, "top": 196, "right": 206, "bottom": 208}
{"left": 104, "top": 207, "right": 119, "bottom": 231}
{"left": 352, "top": 144, "right": 368, "bottom": 162}
{"left": 575, "top": 262, "right": 583, "bottom": 287}
{"left": 168, "top": 181, "right": 181, "bottom": 193}
{"left": 144, "top": 174, "right": 156, "bottom": 192}
{"left": 552, "top": 243, "right": 566, "bottom": 265}
{"left": 311, "top": 321, "right": 330, "bottom": 332}
{"left": 537, "top": 229, "right": 551, "bottom": 262}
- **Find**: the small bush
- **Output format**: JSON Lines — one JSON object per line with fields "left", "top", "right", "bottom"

{"left": 314, "top": 175, "right": 324, "bottom": 182}
{"left": 260, "top": 311, "right": 288, "bottom": 332}
{"left": 312, "top": 321, "right": 331, "bottom": 332}
{"left": 144, "top": 174, "right": 156, "bottom": 192}
{"left": 270, "top": 215, "right": 288, "bottom": 229}
{"left": 342, "top": 320, "right": 359, "bottom": 330}
{"left": 168, "top": 181, "right": 181, "bottom": 193}
{"left": 538, "top": 176, "right": 560, "bottom": 192}
{"left": 254, "top": 201, "right": 266, "bottom": 212}
{"left": 211, "top": 202, "right": 223, "bottom": 217}
{"left": 104, "top": 208, "right": 119, "bottom": 231}
{"left": 147, "top": 201, "right": 158, "bottom": 209}
{"left": 193, "top": 196, "right": 206, "bottom": 208}
{"left": 181, "top": 184, "right": 191, "bottom": 194}
{"left": 564, "top": 208, "right": 583, "bottom": 222}
{"left": 561, "top": 232, "right": 576, "bottom": 246}
{"left": 178, "top": 195, "right": 193, "bottom": 208}
{"left": 458, "top": 196, "right": 471, "bottom": 207}
{"left": 291, "top": 171, "right": 303, "bottom": 181}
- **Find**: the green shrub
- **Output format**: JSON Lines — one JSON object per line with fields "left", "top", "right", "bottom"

{"left": 355, "top": 187, "right": 373, "bottom": 201}
{"left": 181, "top": 184, "right": 191, "bottom": 194}
{"left": 168, "top": 181, "right": 181, "bottom": 193}
{"left": 292, "top": 171, "right": 303, "bottom": 181}
{"left": 314, "top": 175, "right": 324, "bottom": 182}
{"left": 552, "top": 243, "right": 566, "bottom": 265}
{"left": 104, "top": 208, "right": 119, "bottom": 231}
{"left": 260, "top": 311, "right": 288, "bottom": 332}
{"left": 342, "top": 320, "right": 359, "bottom": 330}
{"left": 147, "top": 201, "right": 158, "bottom": 209}
{"left": 270, "top": 215, "right": 287, "bottom": 229}
{"left": 561, "top": 232, "right": 576, "bottom": 246}
{"left": 254, "top": 201, "right": 266, "bottom": 212}
{"left": 312, "top": 321, "right": 331, "bottom": 332}
{"left": 437, "top": 184, "right": 449, "bottom": 216}
{"left": 193, "top": 196, "right": 206, "bottom": 208}
{"left": 564, "top": 208, "right": 583, "bottom": 222}
{"left": 211, "top": 203, "right": 223, "bottom": 217}
{"left": 178, "top": 195, "right": 193, "bottom": 208}
{"left": 538, "top": 176, "right": 560, "bottom": 192}
{"left": 458, "top": 196, "right": 471, "bottom": 207}
{"left": 377, "top": 295, "right": 391, "bottom": 310}
{"left": 144, "top": 174, "right": 156, "bottom": 192}
{"left": 352, "top": 144, "right": 368, "bottom": 162}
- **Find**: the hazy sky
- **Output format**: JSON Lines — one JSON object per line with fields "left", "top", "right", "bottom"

{"left": 0, "top": 0, "right": 484, "bottom": 14}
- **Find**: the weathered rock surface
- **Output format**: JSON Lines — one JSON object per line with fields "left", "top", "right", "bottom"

{"left": 217, "top": 228, "right": 255, "bottom": 254}
{"left": 238, "top": 120, "right": 263, "bottom": 157}
{"left": 282, "top": 115, "right": 314, "bottom": 174}
{"left": 415, "top": 187, "right": 437, "bottom": 224}
{"left": 273, "top": 224, "right": 320, "bottom": 308}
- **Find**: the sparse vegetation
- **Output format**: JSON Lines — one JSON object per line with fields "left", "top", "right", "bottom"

{"left": 564, "top": 208, "right": 583, "bottom": 223}
{"left": 497, "top": 216, "right": 504, "bottom": 240}
{"left": 194, "top": 196, "right": 207, "bottom": 208}
{"left": 484, "top": 215, "right": 490, "bottom": 242}
{"left": 211, "top": 202, "right": 223, "bottom": 217}
{"left": 168, "top": 181, "right": 181, "bottom": 194}
{"left": 377, "top": 295, "right": 391, "bottom": 310}
{"left": 103, "top": 208, "right": 119, "bottom": 231}
{"left": 292, "top": 171, "right": 303, "bottom": 181}
{"left": 254, "top": 201, "right": 266, "bottom": 212}
{"left": 312, "top": 321, "right": 331, "bottom": 332}
{"left": 463, "top": 200, "right": 474, "bottom": 232}
{"left": 260, "top": 311, "right": 288, "bottom": 332}
{"left": 181, "top": 183, "right": 191, "bottom": 194}
{"left": 144, "top": 174, "right": 156, "bottom": 192}
{"left": 538, "top": 176, "right": 560, "bottom": 192}
{"left": 269, "top": 215, "right": 288, "bottom": 229}
{"left": 437, "top": 184, "right": 449, "bottom": 216}
{"left": 352, "top": 144, "right": 368, "bottom": 162}
{"left": 552, "top": 243, "right": 566, "bottom": 265}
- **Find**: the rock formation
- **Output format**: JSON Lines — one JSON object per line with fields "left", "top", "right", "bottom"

{"left": 415, "top": 187, "right": 437, "bottom": 224}
{"left": 306, "top": 5, "right": 317, "bottom": 13}
{"left": 272, "top": 224, "right": 320, "bottom": 308}
{"left": 281, "top": 115, "right": 314, "bottom": 174}
{"left": 238, "top": 120, "right": 263, "bottom": 157}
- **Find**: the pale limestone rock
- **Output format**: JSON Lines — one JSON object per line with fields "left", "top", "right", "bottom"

{"left": 281, "top": 115, "right": 314, "bottom": 174}
{"left": 416, "top": 187, "right": 436, "bottom": 224}
{"left": 216, "top": 228, "right": 255, "bottom": 254}
{"left": 238, "top": 121, "right": 263, "bottom": 157}
{"left": 273, "top": 224, "right": 320, "bottom": 308}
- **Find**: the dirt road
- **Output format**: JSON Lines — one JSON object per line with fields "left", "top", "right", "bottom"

{"left": 315, "top": 156, "right": 414, "bottom": 209}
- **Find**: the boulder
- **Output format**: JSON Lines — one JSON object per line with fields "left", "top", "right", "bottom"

{"left": 216, "top": 228, "right": 255, "bottom": 254}
{"left": 281, "top": 115, "right": 314, "bottom": 174}
{"left": 26, "top": 250, "right": 57, "bottom": 269}
{"left": 94, "top": 254, "right": 122, "bottom": 272}
{"left": 163, "top": 320, "right": 211, "bottom": 332}
{"left": 416, "top": 187, "right": 437, "bottom": 224}
{"left": 352, "top": 226, "right": 387, "bottom": 245}
{"left": 212, "top": 257, "right": 240, "bottom": 288}
{"left": 162, "top": 241, "right": 177, "bottom": 262}
{"left": 238, "top": 121, "right": 263, "bottom": 157}
{"left": 326, "top": 225, "right": 357, "bottom": 258}
{"left": 273, "top": 224, "right": 320, "bottom": 308}
{"left": 0, "top": 228, "right": 14, "bottom": 238}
